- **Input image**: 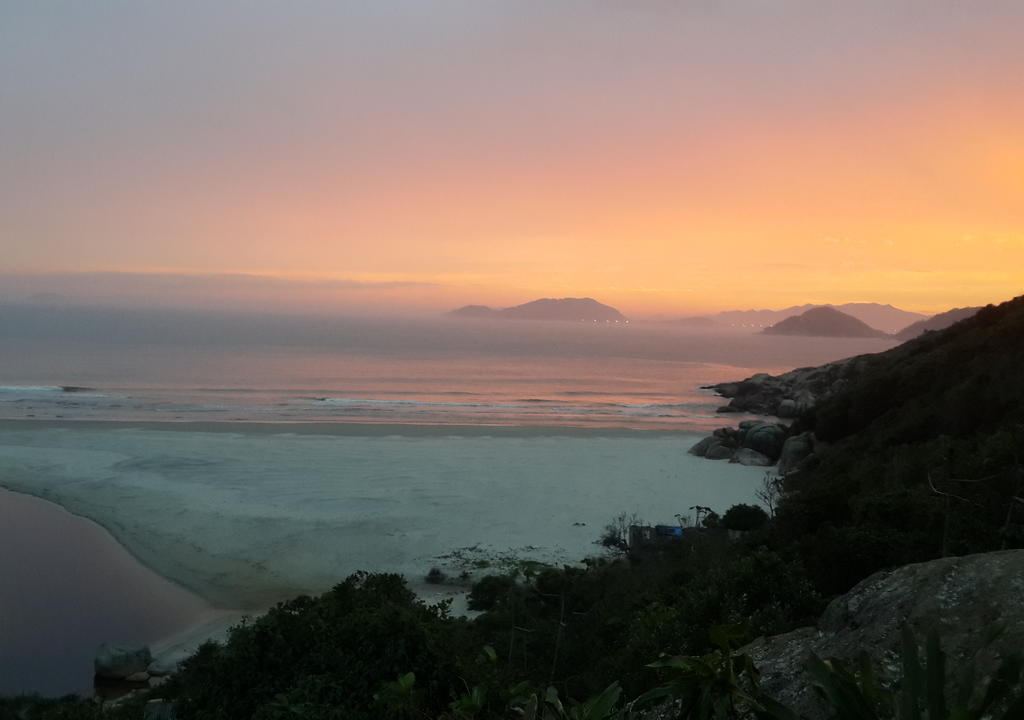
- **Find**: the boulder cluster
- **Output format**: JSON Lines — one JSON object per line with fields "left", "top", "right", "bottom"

{"left": 690, "top": 420, "right": 819, "bottom": 475}
{"left": 689, "top": 421, "right": 787, "bottom": 466}
{"left": 95, "top": 643, "right": 181, "bottom": 689}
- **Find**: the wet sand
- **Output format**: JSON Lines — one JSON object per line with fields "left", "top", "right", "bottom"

{"left": 0, "top": 487, "right": 221, "bottom": 696}
{"left": 0, "top": 420, "right": 768, "bottom": 610}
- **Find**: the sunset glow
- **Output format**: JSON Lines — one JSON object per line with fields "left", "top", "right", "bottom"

{"left": 3, "top": 2, "right": 1023, "bottom": 316}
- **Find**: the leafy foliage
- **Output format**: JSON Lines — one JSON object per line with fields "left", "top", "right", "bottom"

{"left": 634, "top": 625, "right": 773, "bottom": 720}
{"left": 721, "top": 505, "right": 769, "bottom": 532}
{"left": 166, "top": 573, "right": 471, "bottom": 720}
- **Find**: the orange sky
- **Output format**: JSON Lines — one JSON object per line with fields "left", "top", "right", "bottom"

{"left": 2, "top": 3, "right": 1023, "bottom": 316}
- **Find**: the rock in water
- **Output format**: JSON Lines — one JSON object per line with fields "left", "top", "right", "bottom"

{"left": 95, "top": 644, "right": 152, "bottom": 680}
{"left": 744, "top": 550, "right": 1024, "bottom": 720}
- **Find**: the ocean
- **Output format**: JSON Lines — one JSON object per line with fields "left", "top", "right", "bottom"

{"left": 0, "top": 308, "right": 894, "bottom": 429}
{"left": 0, "top": 307, "right": 898, "bottom": 695}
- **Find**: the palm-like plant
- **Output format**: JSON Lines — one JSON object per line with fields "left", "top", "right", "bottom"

{"left": 806, "top": 627, "right": 1024, "bottom": 720}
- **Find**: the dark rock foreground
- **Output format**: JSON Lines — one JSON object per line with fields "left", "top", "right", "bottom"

{"left": 745, "top": 550, "right": 1024, "bottom": 720}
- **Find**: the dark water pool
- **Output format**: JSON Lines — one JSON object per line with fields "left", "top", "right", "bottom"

{"left": 0, "top": 487, "right": 211, "bottom": 696}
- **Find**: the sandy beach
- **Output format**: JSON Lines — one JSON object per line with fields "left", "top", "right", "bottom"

{"left": 0, "top": 420, "right": 768, "bottom": 610}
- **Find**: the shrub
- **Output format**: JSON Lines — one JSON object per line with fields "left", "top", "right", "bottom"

{"left": 467, "top": 574, "right": 517, "bottom": 611}
{"left": 721, "top": 504, "right": 769, "bottom": 532}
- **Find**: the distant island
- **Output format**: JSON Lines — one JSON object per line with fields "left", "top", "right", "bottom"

{"left": 678, "top": 302, "right": 926, "bottom": 333}
{"left": 447, "top": 297, "right": 628, "bottom": 323}
{"left": 895, "top": 305, "right": 981, "bottom": 340}
{"left": 762, "top": 306, "right": 890, "bottom": 338}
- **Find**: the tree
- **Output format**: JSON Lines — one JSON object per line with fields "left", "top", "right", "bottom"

{"left": 721, "top": 504, "right": 769, "bottom": 532}
{"left": 755, "top": 473, "right": 782, "bottom": 518}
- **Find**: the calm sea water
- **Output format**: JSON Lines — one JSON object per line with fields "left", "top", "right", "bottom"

{"left": 0, "top": 308, "right": 897, "bottom": 430}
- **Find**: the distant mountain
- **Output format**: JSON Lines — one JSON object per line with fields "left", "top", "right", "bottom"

{"left": 830, "top": 303, "right": 928, "bottom": 335}
{"left": 895, "top": 306, "right": 982, "bottom": 340}
{"left": 447, "top": 297, "right": 628, "bottom": 323}
{"left": 714, "top": 303, "right": 926, "bottom": 334}
{"left": 447, "top": 304, "right": 496, "bottom": 318}
{"left": 715, "top": 304, "right": 818, "bottom": 328}
{"left": 762, "top": 306, "right": 889, "bottom": 338}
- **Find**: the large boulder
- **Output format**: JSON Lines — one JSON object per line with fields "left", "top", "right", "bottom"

{"left": 687, "top": 436, "right": 716, "bottom": 457}
{"left": 730, "top": 448, "right": 773, "bottom": 466}
{"left": 776, "top": 399, "right": 798, "bottom": 418}
{"left": 741, "top": 422, "right": 787, "bottom": 460}
{"left": 704, "top": 441, "right": 736, "bottom": 460}
{"left": 744, "top": 550, "right": 1024, "bottom": 720}
{"left": 777, "top": 432, "right": 815, "bottom": 475}
{"left": 95, "top": 644, "right": 152, "bottom": 680}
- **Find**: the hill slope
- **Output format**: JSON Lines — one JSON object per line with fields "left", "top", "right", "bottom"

{"left": 894, "top": 305, "right": 981, "bottom": 340}
{"left": 763, "top": 307, "right": 889, "bottom": 338}
{"left": 774, "top": 294, "right": 1024, "bottom": 592}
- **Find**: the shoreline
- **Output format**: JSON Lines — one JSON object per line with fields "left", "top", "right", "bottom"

{"left": 1, "top": 419, "right": 768, "bottom": 692}
{"left": 0, "top": 417, "right": 687, "bottom": 438}
{"left": 0, "top": 487, "right": 218, "bottom": 696}
{"left": 0, "top": 485, "right": 476, "bottom": 698}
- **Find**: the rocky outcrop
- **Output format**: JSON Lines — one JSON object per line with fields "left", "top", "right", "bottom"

{"left": 744, "top": 550, "right": 1024, "bottom": 720}
{"left": 688, "top": 421, "right": 789, "bottom": 464}
{"left": 709, "top": 354, "right": 874, "bottom": 417}
{"left": 95, "top": 643, "right": 152, "bottom": 680}
{"left": 776, "top": 432, "right": 816, "bottom": 476}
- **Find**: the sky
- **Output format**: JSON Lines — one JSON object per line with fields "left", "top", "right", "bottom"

{"left": 2, "top": 1, "right": 1023, "bottom": 317}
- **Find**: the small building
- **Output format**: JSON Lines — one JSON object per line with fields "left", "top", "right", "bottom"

{"left": 627, "top": 523, "right": 738, "bottom": 552}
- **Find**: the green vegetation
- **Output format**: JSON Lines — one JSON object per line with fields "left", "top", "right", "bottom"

{"left": 806, "top": 627, "right": 1024, "bottom": 720}
{"left": 721, "top": 504, "right": 769, "bottom": 532}
{"left": 779, "top": 295, "right": 1024, "bottom": 594}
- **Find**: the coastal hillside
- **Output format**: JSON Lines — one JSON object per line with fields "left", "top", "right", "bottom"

{"left": 894, "top": 304, "right": 982, "bottom": 339}
{"left": 448, "top": 297, "right": 627, "bottom": 322}
{"left": 762, "top": 306, "right": 888, "bottom": 338}
{"left": 775, "top": 294, "right": 1024, "bottom": 592}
